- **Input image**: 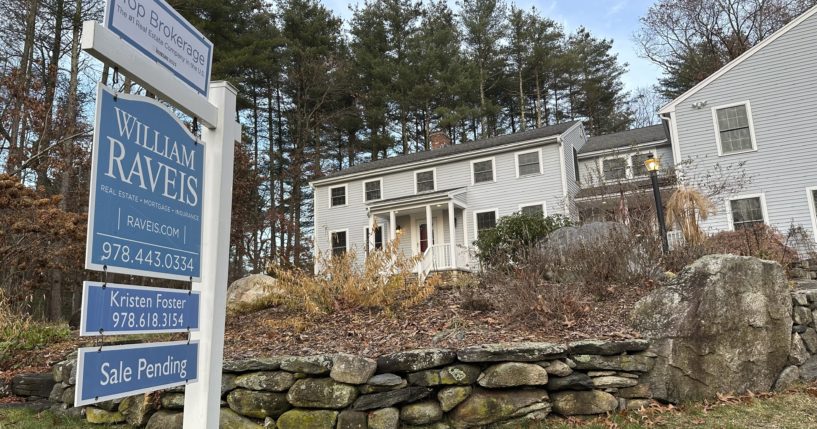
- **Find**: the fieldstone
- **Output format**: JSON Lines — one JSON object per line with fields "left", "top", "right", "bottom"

{"left": 564, "top": 358, "right": 576, "bottom": 368}
{"left": 221, "top": 408, "right": 264, "bottom": 429}
{"left": 617, "top": 372, "right": 640, "bottom": 379}
{"left": 801, "top": 355, "right": 817, "bottom": 381}
{"left": 544, "top": 360, "right": 572, "bottom": 377}
{"left": 337, "top": 410, "right": 367, "bottom": 429}
{"left": 789, "top": 333, "right": 810, "bottom": 366}
{"left": 438, "top": 386, "right": 472, "bottom": 412}
{"left": 773, "top": 366, "right": 800, "bottom": 391}
{"left": 448, "top": 388, "right": 549, "bottom": 428}
{"left": 264, "top": 417, "right": 276, "bottom": 428}
{"left": 487, "top": 409, "right": 550, "bottom": 429}
{"left": 95, "top": 399, "right": 121, "bottom": 411}
{"left": 572, "top": 354, "right": 654, "bottom": 372}
{"left": 280, "top": 355, "right": 333, "bottom": 375}
{"left": 224, "top": 357, "right": 283, "bottom": 373}
{"left": 625, "top": 399, "right": 654, "bottom": 410}
{"left": 61, "top": 386, "right": 75, "bottom": 405}
{"left": 276, "top": 409, "right": 338, "bottom": 429}
{"left": 794, "top": 306, "right": 813, "bottom": 325}
{"left": 146, "top": 410, "right": 184, "bottom": 429}
{"left": 227, "top": 273, "right": 281, "bottom": 312}
{"left": 10, "top": 373, "right": 55, "bottom": 398}
{"left": 592, "top": 376, "right": 638, "bottom": 389}
{"left": 551, "top": 390, "right": 618, "bottom": 416}
{"left": 400, "top": 400, "right": 443, "bottom": 425}
{"left": 587, "top": 371, "right": 616, "bottom": 377}
{"left": 331, "top": 354, "right": 377, "bottom": 385}
{"left": 236, "top": 371, "right": 295, "bottom": 392}
{"left": 408, "top": 365, "right": 480, "bottom": 386}
{"left": 223, "top": 373, "right": 238, "bottom": 396}
{"left": 618, "top": 383, "right": 651, "bottom": 399}
{"left": 48, "top": 383, "right": 65, "bottom": 402}
{"left": 803, "top": 328, "right": 817, "bottom": 354}
{"left": 86, "top": 407, "right": 126, "bottom": 424}
{"left": 161, "top": 392, "right": 186, "bottom": 410}
{"left": 546, "top": 373, "right": 594, "bottom": 391}
{"left": 360, "top": 380, "right": 408, "bottom": 394}
{"left": 119, "top": 394, "right": 158, "bottom": 426}
{"left": 567, "top": 339, "right": 650, "bottom": 356}
{"left": 227, "top": 389, "right": 290, "bottom": 419}
{"left": 457, "top": 343, "right": 565, "bottom": 362}
{"left": 367, "top": 373, "right": 404, "bottom": 387}
{"left": 792, "top": 293, "right": 809, "bottom": 306}
{"left": 367, "top": 408, "right": 399, "bottom": 429}
{"left": 286, "top": 378, "right": 358, "bottom": 409}
{"left": 377, "top": 349, "right": 456, "bottom": 372}
{"left": 794, "top": 324, "right": 808, "bottom": 334}
{"left": 52, "top": 360, "right": 70, "bottom": 383}
{"left": 352, "top": 387, "right": 433, "bottom": 410}
{"left": 478, "top": 362, "right": 549, "bottom": 388}
{"left": 631, "top": 255, "right": 792, "bottom": 403}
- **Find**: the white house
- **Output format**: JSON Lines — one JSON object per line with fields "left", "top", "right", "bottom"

{"left": 659, "top": 5, "right": 817, "bottom": 239}
{"left": 310, "top": 121, "right": 586, "bottom": 277}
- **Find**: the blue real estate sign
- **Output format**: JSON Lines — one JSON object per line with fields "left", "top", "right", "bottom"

{"left": 75, "top": 341, "right": 198, "bottom": 407}
{"left": 80, "top": 282, "right": 200, "bottom": 336}
{"left": 86, "top": 85, "right": 204, "bottom": 281}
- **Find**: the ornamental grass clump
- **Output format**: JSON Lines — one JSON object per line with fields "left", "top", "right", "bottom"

{"left": 267, "top": 238, "right": 435, "bottom": 315}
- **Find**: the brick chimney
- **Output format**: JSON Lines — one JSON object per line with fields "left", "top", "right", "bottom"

{"left": 429, "top": 131, "right": 451, "bottom": 150}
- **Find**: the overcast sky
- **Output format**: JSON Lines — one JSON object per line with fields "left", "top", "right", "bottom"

{"left": 322, "top": 0, "right": 663, "bottom": 94}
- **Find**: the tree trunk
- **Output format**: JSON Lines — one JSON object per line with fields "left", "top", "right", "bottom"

{"left": 534, "top": 70, "right": 543, "bottom": 128}
{"left": 518, "top": 67, "right": 526, "bottom": 131}
{"left": 7, "top": 0, "right": 40, "bottom": 176}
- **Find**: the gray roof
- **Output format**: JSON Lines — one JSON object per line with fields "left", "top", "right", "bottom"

{"left": 579, "top": 124, "right": 668, "bottom": 155}
{"left": 318, "top": 121, "right": 580, "bottom": 181}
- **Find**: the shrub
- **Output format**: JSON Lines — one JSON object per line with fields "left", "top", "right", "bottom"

{"left": 265, "top": 238, "right": 436, "bottom": 316}
{"left": 475, "top": 213, "right": 572, "bottom": 266}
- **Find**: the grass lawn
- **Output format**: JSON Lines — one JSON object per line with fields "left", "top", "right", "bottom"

{"left": 1, "top": 385, "right": 816, "bottom": 428}
{"left": 0, "top": 407, "right": 131, "bottom": 428}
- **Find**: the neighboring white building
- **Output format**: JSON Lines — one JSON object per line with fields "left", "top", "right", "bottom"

{"left": 310, "top": 121, "right": 586, "bottom": 277}
{"left": 660, "top": 5, "right": 817, "bottom": 239}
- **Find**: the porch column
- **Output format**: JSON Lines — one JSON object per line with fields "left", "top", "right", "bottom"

{"left": 462, "top": 209, "right": 470, "bottom": 266}
{"left": 448, "top": 202, "right": 456, "bottom": 268}
{"left": 368, "top": 213, "right": 375, "bottom": 253}
{"left": 426, "top": 204, "right": 433, "bottom": 248}
{"left": 389, "top": 210, "right": 397, "bottom": 243}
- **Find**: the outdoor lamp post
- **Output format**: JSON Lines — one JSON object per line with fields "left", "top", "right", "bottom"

{"left": 645, "top": 156, "right": 669, "bottom": 253}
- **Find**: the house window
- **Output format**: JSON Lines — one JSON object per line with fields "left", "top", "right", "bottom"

{"left": 331, "top": 230, "right": 347, "bottom": 256}
{"left": 330, "top": 185, "right": 346, "bottom": 207}
{"left": 416, "top": 170, "right": 435, "bottom": 193}
{"left": 475, "top": 210, "right": 497, "bottom": 238}
{"left": 715, "top": 103, "right": 755, "bottom": 154}
{"left": 573, "top": 148, "right": 580, "bottom": 183}
{"left": 603, "top": 157, "right": 627, "bottom": 181}
{"left": 364, "top": 180, "right": 381, "bottom": 201}
{"left": 472, "top": 159, "right": 494, "bottom": 184}
{"left": 517, "top": 151, "right": 541, "bottom": 176}
{"left": 631, "top": 153, "right": 653, "bottom": 177}
{"left": 520, "top": 204, "right": 545, "bottom": 217}
{"left": 365, "top": 226, "right": 383, "bottom": 253}
{"left": 729, "top": 197, "right": 765, "bottom": 230}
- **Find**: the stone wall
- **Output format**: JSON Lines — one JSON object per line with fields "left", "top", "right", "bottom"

{"left": 43, "top": 340, "right": 656, "bottom": 428}
{"left": 778, "top": 287, "right": 817, "bottom": 389}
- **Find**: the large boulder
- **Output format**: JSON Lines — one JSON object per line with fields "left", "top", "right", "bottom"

{"left": 227, "top": 274, "right": 281, "bottom": 312}
{"left": 631, "top": 255, "right": 792, "bottom": 403}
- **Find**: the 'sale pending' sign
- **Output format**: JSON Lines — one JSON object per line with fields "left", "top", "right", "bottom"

{"left": 86, "top": 85, "right": 204, "bottom": 281}
{"left": 75, "top": 341, "right": 198, "bottom": 406}
{"left": 80, "top": 282, "right": 200, "bottom": 336}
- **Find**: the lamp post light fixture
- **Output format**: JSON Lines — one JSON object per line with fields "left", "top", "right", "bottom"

{"left": 645, "top": 156, "right": 669, "bottom": 253}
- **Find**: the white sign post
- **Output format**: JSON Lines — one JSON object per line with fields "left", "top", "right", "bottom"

{"left": 81, "top": 3, "right": 238, "bottom": 427}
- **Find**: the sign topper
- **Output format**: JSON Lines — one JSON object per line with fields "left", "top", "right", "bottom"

{"left": 75, "top": 340, "right": 198, "bottom": 407}
{"left": 86, "top": 84, "right": 204, "bottom": 281}
{"left": 103, "top": 0, "right": 213, "bottom": 96}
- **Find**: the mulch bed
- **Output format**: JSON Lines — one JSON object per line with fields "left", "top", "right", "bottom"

{"left": 1, "top": 283, "right": 648, "bottom": 388}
